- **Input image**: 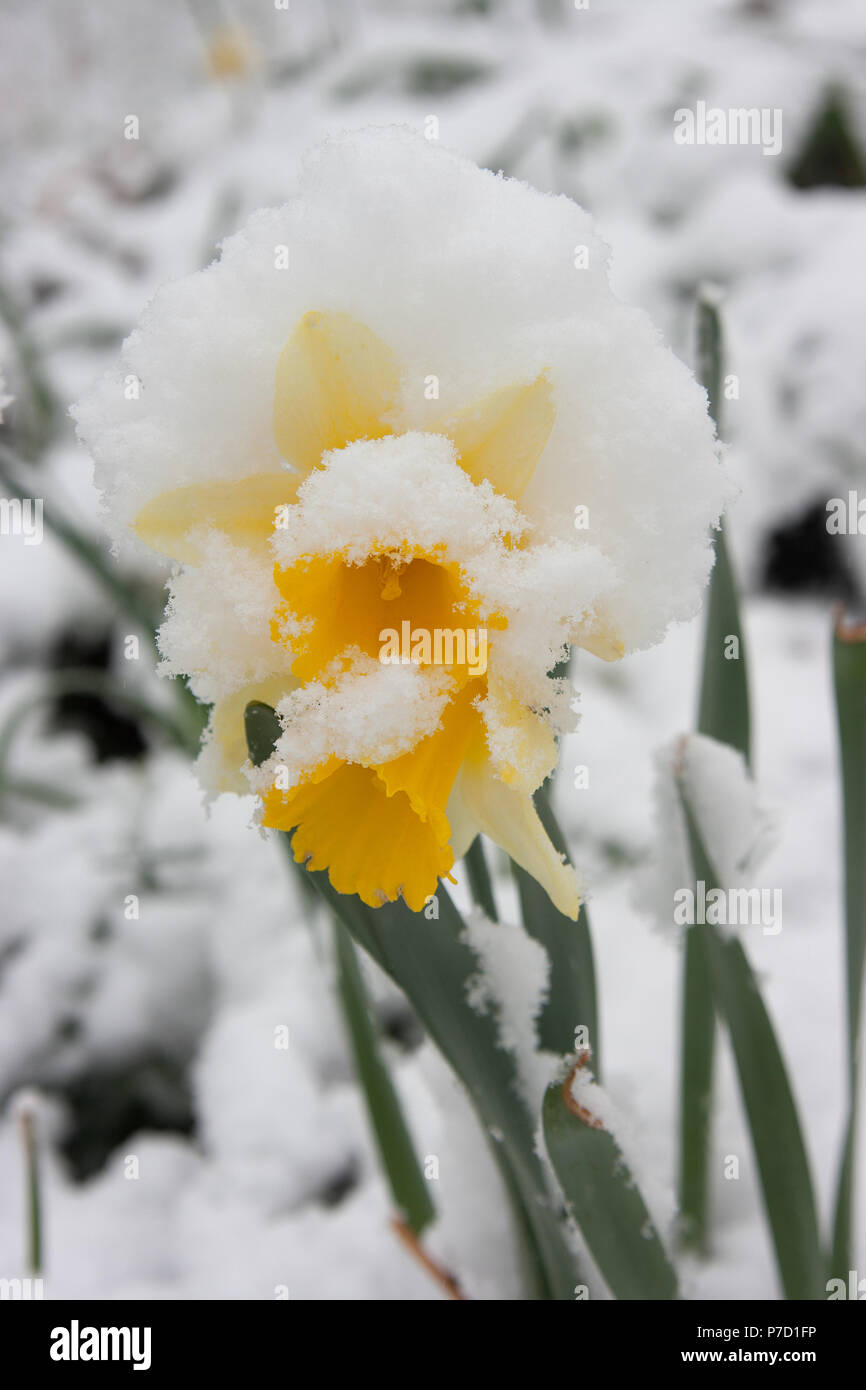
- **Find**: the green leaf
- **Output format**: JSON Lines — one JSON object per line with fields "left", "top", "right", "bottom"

{"left": 695, "top": 294, "right": 751, "bottom": 767}
{"left": 787, "top": 85, "right": 866, "bottom": 191}
{"left": 679, "top": 290, "right": 750, "bottom": 1252}
{"left": 463, "top": 836, "right": 499, "bottom": 921}
{"left": 512, "top": 785, "right": 600, "bottom": 1069}
{"left": 245, "top": 700, "right": 283, "bottom": 767}
{"left": 333, "top": 921, "right": 435, "bottom": 1235}
{"left": 678, "top": 928, "right": 715, "bottom": 1254}
{"left": 680, "top": 785, "right": 824, "bottom": 1299}
{"left": 696, "top": 525, "right": 750, "bottom": 765}
{"left": 542, "top": 1071, "right": 678, "bottom": 1300}
{"left": 830, "top": 619, "right": 866, "bottom": 1279}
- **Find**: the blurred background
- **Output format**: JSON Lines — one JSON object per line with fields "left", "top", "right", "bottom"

{"left": 0, "top": 0, "right": 864, "bottom": 1299}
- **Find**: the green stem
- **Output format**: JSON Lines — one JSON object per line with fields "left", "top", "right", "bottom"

{"left": 830, "top": 618, "right": 866, "bottom": 1279}
{"left": 332, "top": 915, "right": 435, "bottom": 1237}
{"left": 18, "top": 1104, "right": 42, "bottom": 1275}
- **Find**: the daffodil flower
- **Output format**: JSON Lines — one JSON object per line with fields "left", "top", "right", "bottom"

{"left": 75, "top": 128, "right": 726, "bottom": 919}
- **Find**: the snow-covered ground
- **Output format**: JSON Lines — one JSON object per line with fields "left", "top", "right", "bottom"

{"left": 0, "top": 0, "right": 863, "bottom": 1299}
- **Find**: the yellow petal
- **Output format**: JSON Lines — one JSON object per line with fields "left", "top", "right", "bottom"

{"left": 274, "top": 310, "right": 401, "bottom": 472}
{"left": 273, "top": 550, "right": 484, "bottom": 684}
{"left": 135, "top": 472, "right": 301, "bottom": 565}
{"left": 458, "top": 751, "right": 581, "bottom": 919}
{"left": 263, "top": 762, "right": 452, "bottom": 912}
{"left": 376, "top": 681, "right": 482, "bottom": 844}
{"left": 445, "top": 779, "right": 481, "bottom": 862}
{"left": 206, "top": 675, "right": 298, "bottom": 792}
{"left": 579, "top": 626, "right": 625, "bottom": 662}
{"left": 440, "top": 373, "right": 555, "bottom": 501}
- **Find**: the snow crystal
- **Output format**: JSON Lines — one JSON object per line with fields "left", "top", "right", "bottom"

{"left": 251, "top": 657, "right": 454, "bottom": 792}
{"left": 273, "top": 432, "right": 523, "bottom": 568}
{"left": 463, "top": 906, "right": 557, "bottom": 1111}
{"left": 158, "top": 532, "right": 294, "bottom": 705}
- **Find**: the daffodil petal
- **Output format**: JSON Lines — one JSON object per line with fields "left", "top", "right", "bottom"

{"left": 441, "top": 372, "right": 555, "bottom": 501}
{"left": 375, "top": 681, "right": 482, "bottom": 844}
{"left": 135, "top": 472, "right": 301, "bottom": 565}
{"left": 273, "top": 549, "right": 483, "bottom": 684}
{"left": 579, "top": 626, "right": 625, "bottom": 662}
{"left": 445, "top": 779, "right": 481, "bottom": 862}
{"left": 273, "top": 310, "right": 400, "bottom": 472}
{"left": 458, "top": 753, "right": 581, "bottom": 919}
{"left": 263, "top": 761, "right": 451, "bottom": 912}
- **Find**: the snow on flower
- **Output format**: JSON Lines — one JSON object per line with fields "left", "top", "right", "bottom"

{"left": 74, "top": 126, "right": 727, "bottom": 917}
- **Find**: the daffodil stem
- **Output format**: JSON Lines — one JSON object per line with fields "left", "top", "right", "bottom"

{"left": 332, "top": 917, "right": 436, "bottom": 1239}
{"left": 830, "top": 615, "right": 866, "bottom": 1280}
{"left": 18, "top": 1102, "right": 42, "bottom": 1276}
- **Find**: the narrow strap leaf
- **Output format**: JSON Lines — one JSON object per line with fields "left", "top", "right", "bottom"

{"left": 830, "top": 617, "right": 866, "bottom": 1278}
{"left": 463, "top": 836, "right": 499, "bottom": 921}
{"left": 542, "top": 1065, "right": 678, "bottom": 1300}
{"left": 680, "top": 784, "right": 824, "bottom": 1299}
{"left": 679, "top": 290, "right": 751, "bottom": 1252}
{"left": 513, "top": 785, "right": 600, "bottom": 1069}
{"left": 333, "top": 920, "right": 435, "bottom": 1236}
{"left": 678, "top": 928, "right": 716, "bottom": 1253}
